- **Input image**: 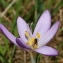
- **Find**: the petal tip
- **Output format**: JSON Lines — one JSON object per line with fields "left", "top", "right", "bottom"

{"left": 42, "top": 10, "right": 51, "bottom": 20}
{"left": 57, "top": 21, "right": 60, "bottom": 25}
{"left": 17, "top": 16, "right": 25, "bottom": 25}
{"left": 44, "top": 10, "right": 50, "bottom": 14}
{"left": 0, "top": 23, "right": 3, "bottom": 26}
{"left": 55, "top": 21, "right": 60, "bottom": 28}
{"left": 17, "top": 17, "right": 22, "bottom": 21}
{"left": 53, "top": 49, "right": 58, "bottom": 56}
{"left": 49, "top": 49, "right": 58, "bottom": 56}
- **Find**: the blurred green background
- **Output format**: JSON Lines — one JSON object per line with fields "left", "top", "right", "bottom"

{"left": 0, "top": 0, "right": 63, "bottom": 63}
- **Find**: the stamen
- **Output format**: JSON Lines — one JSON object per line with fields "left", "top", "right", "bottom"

{"left": 25, "top": 31, "right": 30, "bottom": 38}
{"left": 26, "top": 38, "right": 38, "bottom": 49}
{"left": 26, "top": 38, "right": 35, "bottom": 46}
{"left": 33, "top": 44, "right": 37, "bottom": 49}
{"left": 36, "top": 33, "right": 40, "bottom": 38}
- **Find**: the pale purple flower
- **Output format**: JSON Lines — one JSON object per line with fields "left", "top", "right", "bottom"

{"left": 0, "top": 10, "right": 60, "bottom": 56}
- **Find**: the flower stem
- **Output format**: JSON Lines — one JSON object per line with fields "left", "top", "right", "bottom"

{"left": 27, "top": 50, "right": 36, "bottom": 63}
{"left": 30, "top": 53, "right": 35, "bottom": 63}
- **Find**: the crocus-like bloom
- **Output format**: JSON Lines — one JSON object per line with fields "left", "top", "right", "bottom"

{"left": 0, "top": 10, "right": 60, "bottom": 56}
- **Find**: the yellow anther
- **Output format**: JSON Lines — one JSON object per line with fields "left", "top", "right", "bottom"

{"left": 33, "top": 44, "right": 37, "bottom": 49}
{"left": 26, "top": 38, "right": 35, "bottom": 46}
{"left": 26, "top": 38, "right": 38, "bottom": 49}
{"left": 25, "top": 31, "right": 30, "bottom": 38}
{"left": 36, "top": 33, "right": 40, "bottom": 38}
{"left": 31, "top": 38, "right": 35, "bottom": 43}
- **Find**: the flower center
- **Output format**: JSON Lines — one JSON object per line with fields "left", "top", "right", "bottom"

{"left": 25, "top": 31, "right": 40, "bottom": 49}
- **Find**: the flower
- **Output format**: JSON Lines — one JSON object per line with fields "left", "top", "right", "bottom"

{"left": 0, "top": 10, "right": 60, "bottom": 56}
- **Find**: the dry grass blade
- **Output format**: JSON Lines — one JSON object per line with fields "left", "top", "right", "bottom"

{"left": 0, "top": 0, "right": 17, "bottom": 17}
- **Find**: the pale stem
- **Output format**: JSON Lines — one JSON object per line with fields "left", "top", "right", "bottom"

{"left": 27, "top": 50, "right": 36, "bottom": 63}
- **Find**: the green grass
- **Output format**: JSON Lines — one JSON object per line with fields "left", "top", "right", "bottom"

{"left": 0, "top": 0, "right": 63, "bottom": 63}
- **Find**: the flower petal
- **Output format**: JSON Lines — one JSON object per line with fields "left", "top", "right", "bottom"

{"left": 33, "top": 10, "right": 51, "bottom": 37}
{"left": 16, "top": 38, "right": 31, "bottom": 49}
{"left": 0, "top": 24, "right": 17, "bottom": 45}
{"left": 38, "top": 21, "right": 60, "bottom": 47}
{"left": 35, "top": 46, "right": 58, "bottom": 56}
{"left": 17, "top": 17, "right": 31, "bottom": 43}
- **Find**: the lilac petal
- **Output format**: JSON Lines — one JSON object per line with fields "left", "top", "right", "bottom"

{"left": 38, "top": 21, "right": 60, "bottom": 47}
{"left": 0, "top": 24, "right": 17, "bottom": 45}
{"left": 16, "top": 38, "right": 31, "bottom": 49}
{"left": 17, "top": 17, "right": 31, "bottom": 43}
{"left": 33, "top": 10, "right": 51, "bottom": 37}
{"left": 35, "top": 46, "right": 58, "bottom": 56}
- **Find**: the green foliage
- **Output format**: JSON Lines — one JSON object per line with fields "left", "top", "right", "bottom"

{"left": 0, "top": 0, "right": 63, "bottom": 63}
